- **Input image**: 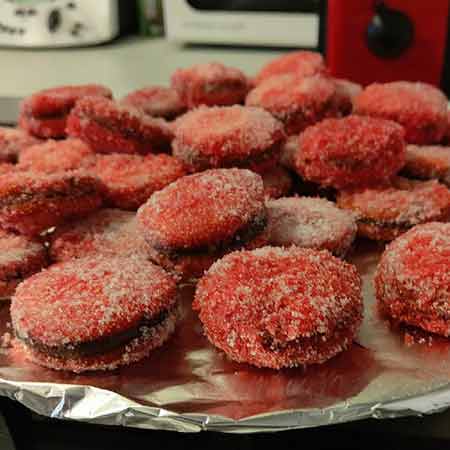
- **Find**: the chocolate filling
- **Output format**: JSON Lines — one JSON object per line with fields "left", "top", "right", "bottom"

{"left": 151, "top": 211, "right": 267, "bottom": 261}
{"left": 444, "top": 172, "right": 450, "bottom": 187}
{"left": 261, "top": 330, "right": 327, "bottom": 353}
{"left": 400, "top": 168, "right": 450, "bottom": 187}
{"left": 179, "top": 140, "right": 281, "bottom": 172}
{"left": 75, "top": 111, "right": 170, "bottom": 146}
{"left": 2, "top": 269, "right": 30, "bottom": 284}
{"left": 17, "top": 307, "right": 172, "bottom": 359}
{"left": 243, "top": 143, "right": 281, "bottom": 168}
{"left": 280, "top": 97, "right": 337, "bottom": 130}
{"left": 260, "top": 321, "right": 352, "bottom": 354}
{"left": 203, "top": 80, "right": 248, "bottom": 96}
{"left": 26, "top": 110, "right": 69, "bottom": 121}
{"left": 359, "top": 217, "right": 419, "bottom": 232}
{"left": 0, "top": 183, "right": 99, "bottom": 209}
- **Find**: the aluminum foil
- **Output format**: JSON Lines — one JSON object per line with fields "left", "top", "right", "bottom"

{"left": 0, "top": 241, "right": 450, "bottom": 433}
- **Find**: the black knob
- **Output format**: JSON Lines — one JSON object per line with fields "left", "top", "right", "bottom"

{"left": 48, "top": 9, "right": 61, "bottom": 32}
{"left": 366, "top": 2, "right": 414, "bottom": 59}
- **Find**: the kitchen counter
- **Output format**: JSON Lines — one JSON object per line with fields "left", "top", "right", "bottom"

{"left": 0, "top": 37, "right": 283, "bottom": 98}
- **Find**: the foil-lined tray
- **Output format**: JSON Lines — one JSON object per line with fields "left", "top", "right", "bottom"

{"left": 0, "top": 241, "right": 449, "bottom": 433}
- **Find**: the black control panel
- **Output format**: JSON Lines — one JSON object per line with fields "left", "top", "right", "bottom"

{"left": 187, "top": 0, "right": 320, "bottom": 13}
{"left": 0, "top": 1, "right": 86, "bottom": 38}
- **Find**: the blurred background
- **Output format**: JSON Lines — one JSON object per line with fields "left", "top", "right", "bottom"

{"left": 0, "top": 0, "right": 449, "bottom": 99}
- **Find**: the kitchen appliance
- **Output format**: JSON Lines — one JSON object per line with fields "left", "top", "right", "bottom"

{"left": 325, "top": 0, "right": 450, "bottom": 89}
{"left": 0, "top": 0, "right": 137, "bottom": 47}
{"left": 163, "top": 0, "right": 322, "bottom": 48}
{"left": 163, "top": 0, "right": 450, "bottom": 93}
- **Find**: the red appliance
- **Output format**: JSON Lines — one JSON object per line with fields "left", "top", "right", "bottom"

{"left": 325, "top": 0, "right": 450, "bottom": 88}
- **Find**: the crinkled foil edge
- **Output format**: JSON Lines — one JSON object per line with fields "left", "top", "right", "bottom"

{"left": 1, "top": 379, "right": 450, "bottom": 433}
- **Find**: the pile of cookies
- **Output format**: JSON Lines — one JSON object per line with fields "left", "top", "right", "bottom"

{"left": 0, "top": 52, "right": 449, "bottom": 373}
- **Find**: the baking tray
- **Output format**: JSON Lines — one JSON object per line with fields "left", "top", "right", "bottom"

{"left": 0, "top": 240, "right": 449, "bottom": 433}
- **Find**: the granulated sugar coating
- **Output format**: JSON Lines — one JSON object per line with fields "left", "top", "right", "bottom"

{"left": 0, "top": 170, "right": 103, "bottom": 236}
{"left": 0, "top": 230, "right": 47, "bottom": 299}
{"left": 19, "top": 84, "right": 112, "bottom": 139}
{"left": 337, "top": 177, "right": 450, "bottom": 241}
{"left": 403, "top": 145, "right": 450, "bottom": 185}
{"left": 375, "top": 222, "right": 450, "bottom": 337}
{"left": 172, "top": 105, "right": 285, "bottom": 172}
{"left": 50, "top": 209, "right": 147, "bottom": 262}
{"left": 354, "top": 81, "right": 448, "bottom": 145}
{"left": 295, "top": 116, "right": 406, "bottom": 189}
{"left": 18, "top": 139, "right": 94, "bottom": 173}
{"left": 11, "top": 255, "right": 178, "bottom": 372}
{"left": 92, "top": 153, "right": 186, "bottom": 210}
{"left": 171, "top": 62, "right": 249, "bottom": 108}
{"left": 66, "top": 96, "right": 173, "bottom": 155}
{"left": 246, "top": 74, "right": 341, "bottom": 135}
{"left": 0, "top": 127, "right": 40, "bottom": 163}
{"left": 122, "top": 86, "right": 187, "bottom": 120}
{"left": 260, "top": 166, "right": 293, "bottom": 199}
{"left": 0, "top": 164, "right": 15, "bottom": 176}
{"left": 266, "top": 197, "right": 357, "bottom": 257}
{"left": 194, "top": 246, "right": 363, "bottom": 369}
{"left": 137, "top": 168, "right": 266, "bottom": 250}
{"left": 147, "top": 227, "right": 269, "bottom": 283}
{"left": 254, "top": 51, "right": 326, "bottom": 85}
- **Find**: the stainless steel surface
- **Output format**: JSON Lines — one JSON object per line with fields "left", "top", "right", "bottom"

{"left": 0, "top": 97, "right": 20, "bottom": 125}
{"left": 0, "top": 241, "right": 449, "bottom": 433}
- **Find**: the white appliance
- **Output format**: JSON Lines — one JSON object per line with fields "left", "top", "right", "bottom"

{"left": 0, "top": 0, "right": 119, "bottom": 47}
{"left": 163, "top": 0, "right": 321, "bottom": 48}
